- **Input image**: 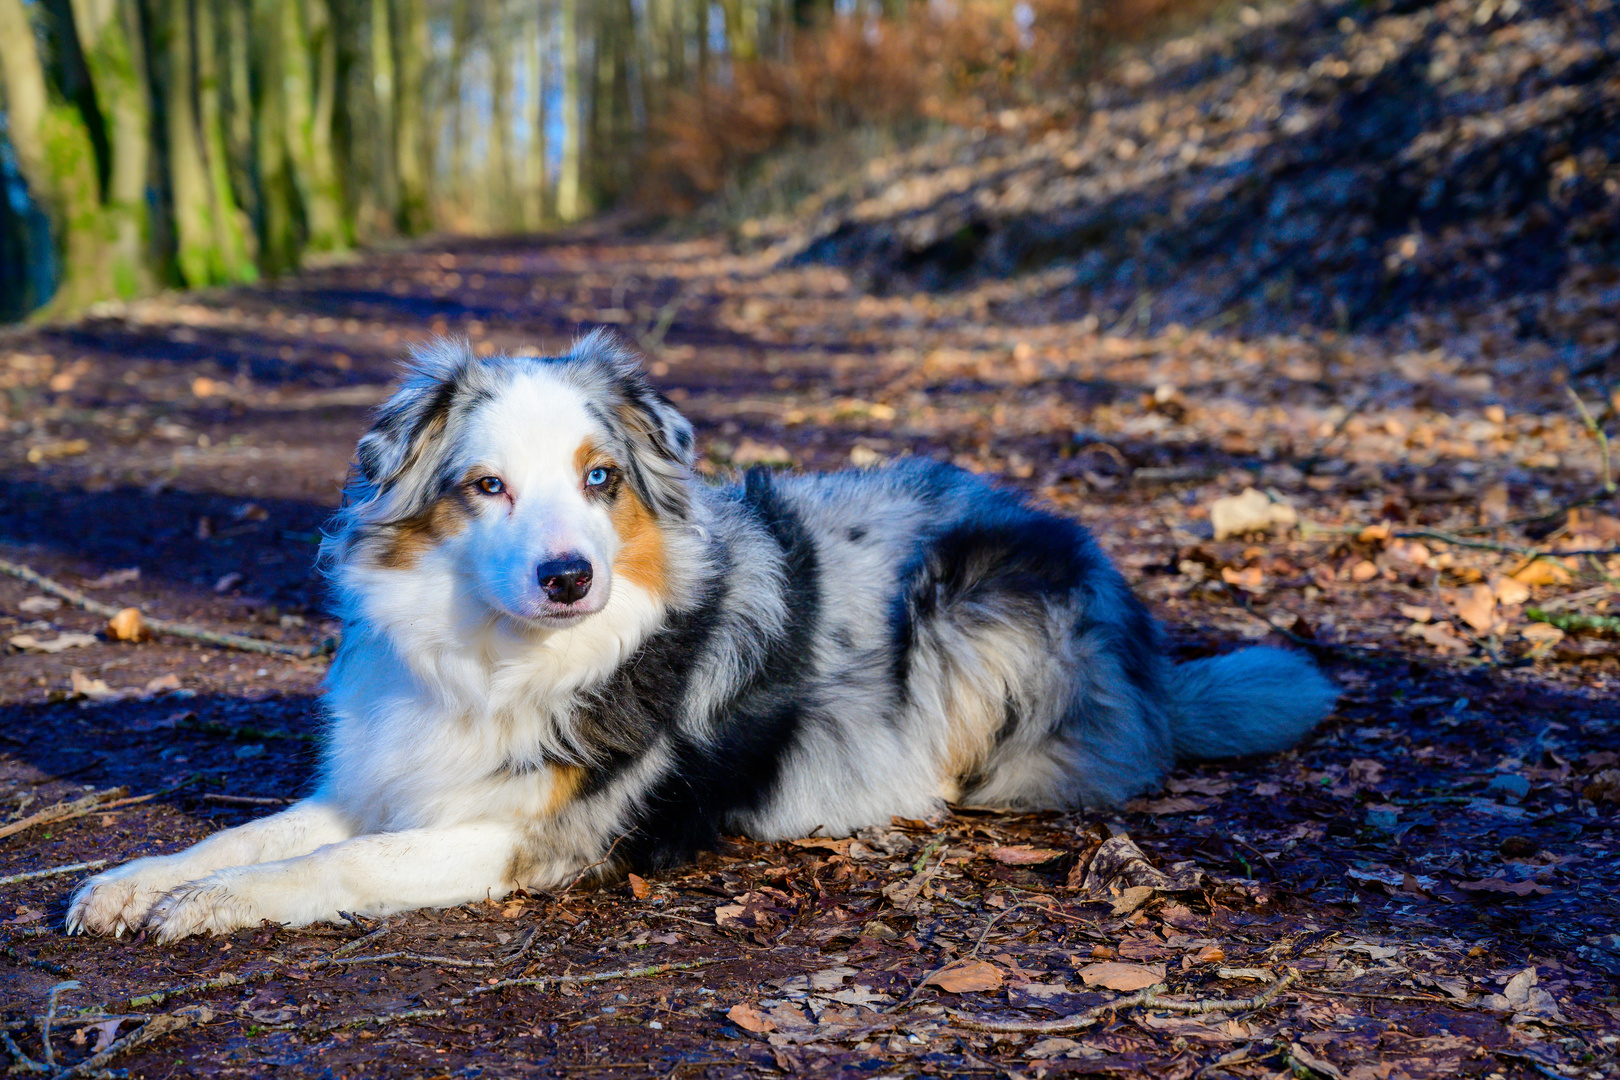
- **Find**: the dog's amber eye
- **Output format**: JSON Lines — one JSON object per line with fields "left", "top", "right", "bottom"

{"left": 476, "top": 476, "right": 505, "bottom": 495}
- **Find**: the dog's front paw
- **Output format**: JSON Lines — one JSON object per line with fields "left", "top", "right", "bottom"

{"left": 67, "top": 857, "right": 194, "bottom": 937}
{"left": 144, "top": 875, "right": 265, "bottom": 942}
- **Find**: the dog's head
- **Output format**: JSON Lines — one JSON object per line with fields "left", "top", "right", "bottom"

{"left": 327, "top": 330, "right": 694, "bottom": 629}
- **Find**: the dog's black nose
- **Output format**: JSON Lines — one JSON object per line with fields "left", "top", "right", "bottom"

{"left": 537, "top": 556, "right": 593, "bottom": 605}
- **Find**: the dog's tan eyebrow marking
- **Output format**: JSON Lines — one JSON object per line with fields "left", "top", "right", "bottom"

{"left": 375, "top": 491, "right": 472, "bottom": 570}
{"left": 573, "top": 437, "right": 602, "bottom": 476}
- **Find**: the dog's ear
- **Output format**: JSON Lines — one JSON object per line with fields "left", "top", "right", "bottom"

{"left": 568, "top": 329, "right": 695, "bottom": 518}
{"left": 352, "top": 339, "right": 473, "bottom": 502}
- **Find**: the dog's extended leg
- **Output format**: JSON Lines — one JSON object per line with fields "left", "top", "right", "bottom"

{"left": 142, "top": 821, "right": 527, "bottom": 941}
{"left": 66, "top": 799, "right": 355, "bottom": 936}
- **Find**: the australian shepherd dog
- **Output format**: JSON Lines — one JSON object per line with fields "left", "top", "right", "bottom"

{"left": 68, "top": 332, "right": 1336, "bottom": 940}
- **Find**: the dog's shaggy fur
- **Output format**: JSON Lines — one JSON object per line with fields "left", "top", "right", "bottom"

{"left": 68, "top": 332, "right": 1336, "bottom": 940}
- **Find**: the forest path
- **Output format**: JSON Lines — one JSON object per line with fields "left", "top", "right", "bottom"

{"left": 0, "top": 224, "right": 1616, "bottom": 1079}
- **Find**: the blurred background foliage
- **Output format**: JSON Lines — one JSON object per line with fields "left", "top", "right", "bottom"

{"left": 0, "top": 0, "right": 1200, "bottom": 323}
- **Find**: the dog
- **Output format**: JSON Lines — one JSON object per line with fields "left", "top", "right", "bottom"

{"left": 67, "top": 331, "right": 1336, "bottom": 940}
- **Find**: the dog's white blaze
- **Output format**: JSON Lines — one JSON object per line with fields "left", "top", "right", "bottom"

{"left": 322, "top": 368, "right": 673, "bottom": 834}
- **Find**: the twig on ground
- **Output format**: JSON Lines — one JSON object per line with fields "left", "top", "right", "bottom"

{"left": 893, "top": 899, "right": 1040, "bottom": 1012}
{"left": 0, "top": 789, "right": 129, "bottom": 842}
{"left": 40, "top": 981, "right": 80, "bottom": 1068}
{"left": 200, "top": 794, "right": 290, "bottom": 806}
{"left": 55, "top": 1010, "right": 198, "bottom": 1080}
{"left": 320, "top": 950, "right": 504, "bottom": 969}
{"left": 1566, "top": 386, "right": 1616, "bottom": 494}
{"left": 302, "top": 958, "right": 726, "bottom": 1033}
{"left": 123, "top": 970, "right": 256, "bottom": 1011}
{"left": 0, "top": 859, "right": 107, "bottom": 887}
{"left": 0, "top": 557, "right": 335, "bottom": 659}
{"left": 0, "top": 1029, "right": 49, "bottom": 1074}
{"left": 557, "top": 833, "right": 628, "bottom": 898}
{"left": 1390, "top": 529, "right": 1620, "bottom": 559}
{"left": 1, "top": 774, "right": 204, "bottom": 844}
{"left": 318, "top": 923, "right": 392, "bottom": 962}
{"left": 950, "top": 969, "right": 1299, "bottom": 1034}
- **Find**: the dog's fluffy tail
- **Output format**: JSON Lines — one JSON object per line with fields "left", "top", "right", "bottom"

{"left": 1167, "top": 647, "right": 1337, "bottom": 761}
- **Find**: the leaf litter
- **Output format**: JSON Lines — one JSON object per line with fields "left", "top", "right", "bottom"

{"left": 1, "top": 0, "right": 1619, "bottom": 1072}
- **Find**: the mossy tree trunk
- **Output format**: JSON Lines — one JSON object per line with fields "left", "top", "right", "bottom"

{"left": 66, "top": 0, "right": 154, "bottom": 299}
{"left": 391, "top": 0, "right": 430, "bottom": 234}
{"left": 251, "top": 0, "right": 302, "bottom": 275}
{"left": 556, "top": 0, "right": 586, "bottom": 222}
{"left": 280, "top": 0, "right": 348, "bottom": 253}
{"left": 0, "top": 0, "right": 116, "bottom": 316}
{"left": 195, "top": 0, "right": 257, "bottom": 280}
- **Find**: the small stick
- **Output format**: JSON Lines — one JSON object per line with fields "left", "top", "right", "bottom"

{"left": 0, "top": 556, "right": 335, "bottom": 659}
{"left": 55, "top": 1011, "right": 196, "bottom": 1080}
{"left": 950, "top": 969, "right": 1299, "bottom": 1034}
{"left": 201, "top": 794, "right": 290, "bottom": 806}
{"left": 318, "top": 924, "right": 392, "bottom": 962}
{"left": 0, "top": 859, "right": 108, "bottom": 886}
{"left": 557, "top": 833, "right": 629, "bottom": 898}
{"left": 291, "top": 958, "right": 726, "bottom": 1033}
{"left": 0, "top": 1029, "right": 49, "bottom": 1074}
{"left": 1390, "top": 529, "right": 1620, "bottom": 559}
{"left": 123, "top": 970, "right": 250, "bottom": 1010}
{"left": 893, "top": 899, "right": 1039, "bottom": 1012}
{"left": 0, "top": 789, "right": 129, "bottom": 842}
{"left": 320, "top": 950, "right": 503, "bottom": 969}
{"left": 41, "top": 980, "right": 81, "bottom": 1068}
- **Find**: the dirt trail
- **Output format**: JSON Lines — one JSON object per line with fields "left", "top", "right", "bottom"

{"left": 0, "top": 217, "right": 1617, "bottom": 1079}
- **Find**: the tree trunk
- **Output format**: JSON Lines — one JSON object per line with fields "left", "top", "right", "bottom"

{"left": 159, "top": 0, "right": 226, "bottom": 287}
{"left": 490, "top": 15, "right": 514, "bottom": 231}
{"left": 280, "top": 0, "right": 347, "bottom": 252}
{"left": 369, "top": 0, "right": 399, "bottom": 231}
{"left": 195, "top": 0, "right": 257, "bottom": 280}
{"left": 390, "top": 0, "right": 429, "bottom": 234}
{"left": 523, "top": 8, "right": 548, "bottom": 229}
{"left": 222, "top": 0, "right": 257, "bottom": 230}
{"left": 0, "top": 0, "right": 114, "bottom": 315}
{"left": 66, "top": 0, "right": 153, "bottom": 298}
{"left": 556, "top": 0, "right": 585, "bottom": 222}
{"left": 251, "top": 0, "right": 300, "bottom": 274}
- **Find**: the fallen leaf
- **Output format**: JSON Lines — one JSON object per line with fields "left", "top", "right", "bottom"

{"left": 789, "top": 836, "right": 853, "bottom": 856}
{"left": 9, "top": 632, "right": 99, "bottom": 653}
{"left": 1077, "top": 961, "right": 1165, "bottom": 991}
{"left": 1510, "top": 559, "right": 1572, "bottom": 586}
{"left": 1219, "top": 565, "right": 1265, "bottom": 591}
{"left": 988, "top": 845, "right": 1065, "bottom": 865}
{"left": 1026, "top": 1037, "right": 1084, "bottom": 1058}
{"left": 142, "top": 673, "right": 181, "bottom": 695}
{"left": 1398, "top": 603, "right": 1433, "bottom": 623}
{"left": 1124, "top": 795, "right": 1212, "bottom": 815}
{"left": 1110, "top": 885, "right": 1156, "bottom": 915}
{"left": 18, "top": 596, "right": 61, "bottom": 613}
{"left": 1210, "top": 488, "right": 1297, "bottom": 540}
{"left": 922, "top": 959, "right": 1005, "bottom": 993}
{"left": 1349, "top": 559, "right": 1380, "bottom": 582}
{"left": 727, "top": 1003, "right": 776, "bottom": 1033}
{"left": 1455, "top": 876, "right": 1552, "bottom": 897}
{"left": 82, "top": 1019, "right": 123, "bottom": 1054}
{"left": 1495, "top": 577, "right": 1530, "bottom": 606}
{"left": 106, "top": 607, "right": 147, "bottom": 642}
{"left": 69, "top": 669, "right": 119, "bottom": 701}
{"left": 1406, "top": 620, "right": 1469, "bottom": 654}
{"left": 1287, "top": 1041, "right": 1347, "bottom": 1080}
{"left": 1455, "top": 583, "right": 1497, "bottom": 634}
{"left": 82, "top": 567, "right": 139, "bottom": 589}
{"left": 627, "top": 873, "right": 651, "bottom": 899}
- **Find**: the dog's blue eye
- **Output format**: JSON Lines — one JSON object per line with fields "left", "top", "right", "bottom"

{"left": 586, "top": 467, "right": 610, "bottom": 488}
{"left": 477, "top": 476, "right": 504, "bottom": 495}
